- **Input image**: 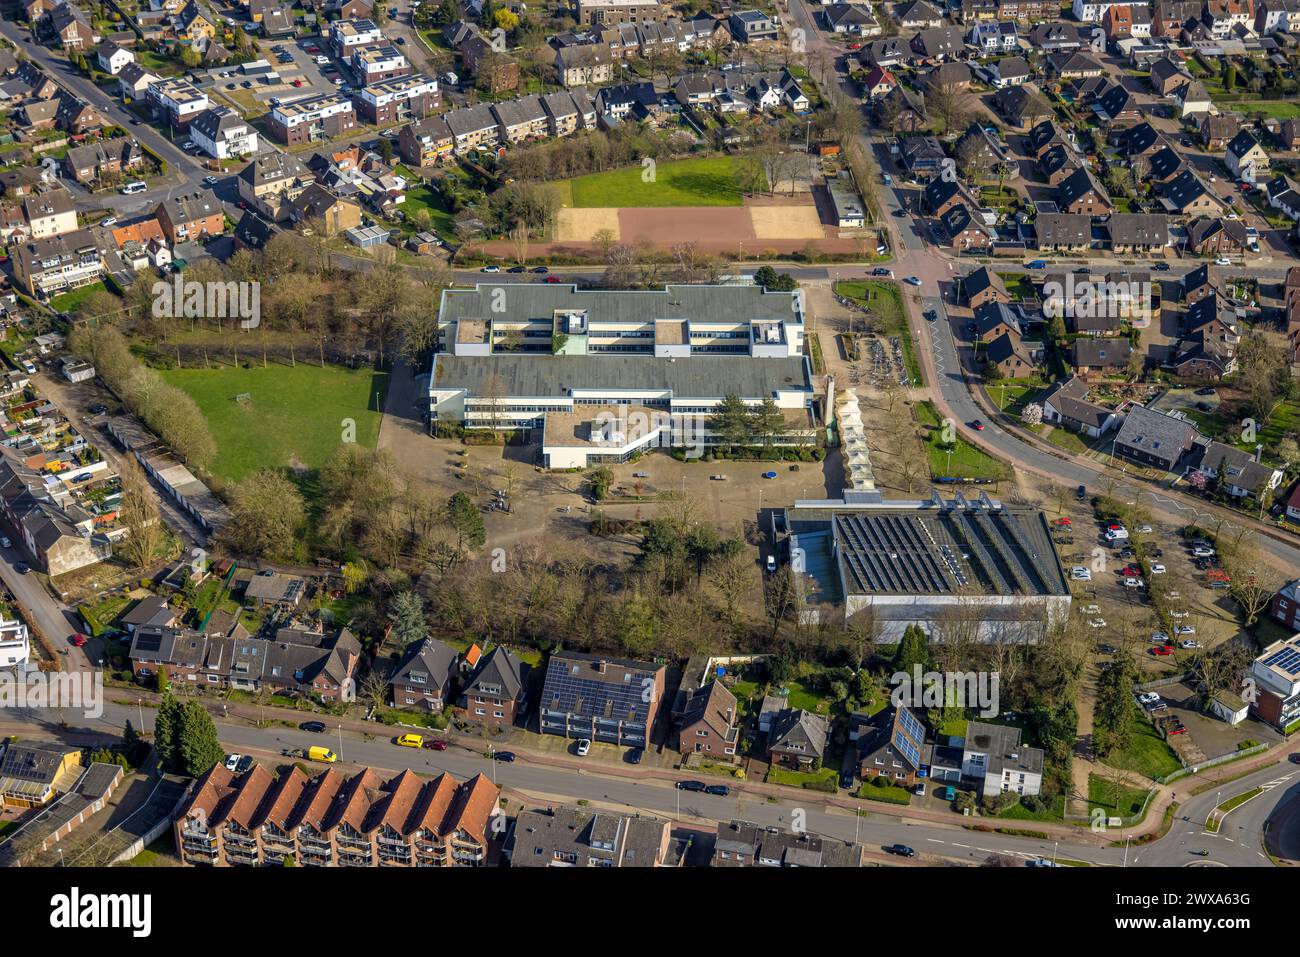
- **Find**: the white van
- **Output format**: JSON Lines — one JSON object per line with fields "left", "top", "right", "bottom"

{"left": 121, "top": 181, "right": 147, "bottom": 195}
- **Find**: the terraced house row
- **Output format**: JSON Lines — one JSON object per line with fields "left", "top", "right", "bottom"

{"left": 174, "top": 764, "right": 500, "bottom": 867}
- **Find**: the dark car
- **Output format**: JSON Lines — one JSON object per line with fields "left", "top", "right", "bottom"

{"left": 871, "top": 267, "right": 892, "bottom": 276}
{"left": 299, "top": 720, "right": 327, "bottom": 733}
{"left": 493, "top": 751, "right": 516, "bottom": 762}
{"left": 1195, "top": 387, "right": 1216, "bottom": 397}
{"left": 14, "top": 562, "right": 27, "bottom": 574}
{"left": 1097, "top": 643, "right": 1116, "bottom": 654}
{"left": 885, "top": 844, "right": 916, "bottom": 857}
{"left": 1152, "top": 262, "right": 1170, "bottom": 271}
{"left": 1076, "top": 485, "right": 1087, "bottom": 501}
{"left": 841, "top": 773, "right": 856, "bottom": 789}
{"left": 626, "top": 748, "right": 643, "bottom": 765}
{"left": 704, "top": 784, "right": 730, "bottom": 796}
{"left": 893, "top": 208, "right": 908, "bottom": 217}
{"left": 676, "top": 780, "right": 707, "bottom": 792}
{"left": 532, "top": 266, "right": 549, "bottom": 273}
{"left": 1290, "top": 754, "right": 1300, "bottom": 764}
{"left": 422, "top": 738, "right": 448, "bottom": 751}
{"left": 235, "top": 755, "right": 254, "bottom": 773}
{"left": 507, "top": 265, "right": 526, "bottom": 273}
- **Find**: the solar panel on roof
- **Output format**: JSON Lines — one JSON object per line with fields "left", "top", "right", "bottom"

{"left": 893, "top": 730, "right": 920, "bottom": 767}
{"left": 1263, "top": 648, "right": 1300, "bottom": 676}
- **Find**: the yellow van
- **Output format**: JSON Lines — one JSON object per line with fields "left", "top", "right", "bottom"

{"left": 395, "top": 733, "right": 424, "bottom": 748}
{"left": 307, "top": 746, "right": 337, "bottom": 763}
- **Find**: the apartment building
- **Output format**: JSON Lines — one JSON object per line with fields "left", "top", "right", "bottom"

{"left": 539, "top": 89, "right": 596, "bottom": 136}
{"left": 506, "top": 806, "right": 673, "bottom": 866}
{"left": 267, "top": 92, "right": 357, "bottom": 145}
{"left": 21, "top": 186, "right": 77, "bottom": 239}
{"left": 155, "top": 194, "right": 225, "bottom": 244}
{"left": 189, "top": 106, "right": 258, "bottom": 159}
{"left": 351, "top": 43, "right": 410, "bottom": 85}
{"left": 443, "top": 102, "right": 500, "bottom": 153}
{"left": 146, "top": 77, "right": 209, "bottom": 129}
{"left": 0, "top": 617, "right": 30, "bottom": 669}
{"left": 238, "top": 151, "right": 314, "bottom": 221}
{"left": 1249, "top": 632, "right": 1300, "bottom": 731}
{"left": 399, "top": 114, "right": 454, "bottom": 166}
{"left": 430, "top": 283, "right": 818, "bottom": 467}
{"left": 492, "top": 93, "right": 548, "bottom": 144}
{"left": 389, "top": 638, "right": 460, "bottom": 712}
{"left": 714, "top": 820, "right": 864, "bottom": 867}
{"left": 174, "top": 764, "right": 500, "bottom": 867}
{"left": 11, "top": 228, "right": 106, "bottom": 300}
{"left": 576, "top": 0, "right": 668, "bottom": 26}
{"left": 329, "top": 16, "right": 383, "bottom": 57}
{"left": 354, "top": 73, "right": 439, "bottom": 124}
{"left": 458, "top": 646, "right": 529, "bottom": 726}
{"left": 538, "top": 651, "right": 665, "bottom": 747}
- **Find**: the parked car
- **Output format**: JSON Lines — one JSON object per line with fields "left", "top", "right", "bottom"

{"left": 69, "top": 633, "right": 87, "bottom": 647}
{"left": 576, "top": 738, "right": 591, "bottom": 756}
{"left": 300, "top": 721, "right": 326, "bottom": 733}
{"left": 885, "top": 843, "right": 916, "bottom": 857}
{"left": 1070, "top": 566, "right": 1092, "bottom": 581}
{"left": 422, "top": 739, "right": 448, "bottom": 751}
{"left": 236, "top": 755, "right": 254, "bottom": 773}
{"left": 626, "top": 748, "right": 643, "bottom": 765}
{"left": 1175, "top": 625, "right": 1196, "bottom": 635}
{"left": 1088, "top": 618, "right": 1107, "bottom": 629}
{"left": 871, "top": 267, "right": 893, "bottom": 276}
{"left": 0, "top": 536, "right": 9, "bottom": 549}
{"left": 1124, "top": 577, "right": 1145, "bottom": 588}
{"left": 395, "top": 733, "right": 424, "bottom": 748}
{"left": 224, "top": 754, "right": 243, "bottom": 771}
{"left": 676, "top": 780, "right": 707, "bottom": 792}
{"left": 704, "top": 784, "right": 730, "bottom": 796}
{"left": 481, "top": 265, "right": 501, "bottom": 273}
{"left": 1150, "top": 645, "right": 1174, "bottom": 656}
{"left": 903, "top": 276, "right": 922, "bottom": 286}
{"left": 1150, "top": 563, "right": 1166, "bottom": 574}
{"left": 1025, "top": 259, "right": 1048, "bottom": 269}
{"left": 1097, "top": 643, "right": 1116, "bottom": 653}
{"left": 1179, "top": 640, "right": 1201, "bottom": 649}
{"left": 493, "top": 750, "right": 516, "bottom": 762}
{"left": 1076, "top": 485, "right": 1087, "bottom": 501}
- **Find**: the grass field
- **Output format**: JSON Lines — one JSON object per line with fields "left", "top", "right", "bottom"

{"left": 558, "top": 156, "right": 754, "bottom": 208}
{"left": 1088, "top": 774, "right": 1151, "bottom": 819}
{"left": 914, "top": 400, "right": 1011, "bottom": 481}
{"left": 159, "top": 364, "right": 388, "bottom": 484}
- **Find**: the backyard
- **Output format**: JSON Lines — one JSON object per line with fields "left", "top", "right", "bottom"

{"left": 158, "top": 364, "right": 389, "bottom": 484}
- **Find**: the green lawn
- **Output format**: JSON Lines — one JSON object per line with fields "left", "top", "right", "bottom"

{"left": 1113, "top": 717, "right": 1183, "bottom": 781}
{"left": 49, "top": 281, "right": 111, "bottom": 313}
{"left": 998, "top": 794, "right": 1066, "bottom": 821}
{"left": 1217, "top": 99, "right": 1300, "bottom": 120}
{"left": 394, "top": 166, "right": 456, "bottom": 236}
{"left": 1046, "top": 427, "right": 1089, "bottom": 454}
{"left": 766, "top": 764, "right": 838, "bottom": 790}
{"left": 559, "top": 155, "right": 757, "bottom": 208}
{"left": 158, "top": 364, "right": 389, "bottom": 484}
{"left": 833, "top": 280, "right": 922, "bottom": 385}
{"left": 1088, "top": 773, "right": 1150, "bottom": 818}
{"left": 914, "top": 400, "right": 1011, "bottom": 481}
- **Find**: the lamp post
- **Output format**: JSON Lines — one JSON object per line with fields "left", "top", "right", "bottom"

{"left": 337, "top": 723, "right": 343, "bottom": 762}
{"left": 137, "top": 697, "right": 145, "bottom": 734}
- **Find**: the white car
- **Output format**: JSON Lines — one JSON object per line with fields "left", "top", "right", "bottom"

{"left": 1215, "top": 257, "right": 1232, "bottom": 266}
{"left": 1168, "top": 590, "right": 1181, "bottom": 599}
{"left": 0, "top": 536, "right": 10, "bottom": 548}
{"left": 101, "top": 216, "right": 117, "bottom": 227}
{"left": 1150, "top": 563, "right": 1166, "bottom": 574}
{"left": 1105, "top": 528, "right": 1129, "bottom": 541}
{"left": 1175, "top": 625, "right": 1196, "bottom": 635}
{"left": 1071, "top": 566, "right": 1092, "bottom": 582}
{"left": 203, "top": 175, "right": 218, "bottom": 186}
{"left": 481, "top": 265, "right": 500, "bottom": 273}
{"left": 1124, "top": 577, "right": 1145, "bottom": 588}
{"left": 224, "top": 754, "right": 242, "bottom": 772}
{"left": 315, "top": 54, "right": 330, "bottom": 64}
{"left": 576, "top": 738, "right": 591, "bottom": 756}
{"left": 903, "top": 276, "right": 922, "bottom": 286}
{"left": 1137, "top": 525, "right": 1153, "bottom": 533}
{"left": 1152, "top": 632, "right": 1171, "bottom": 643}
{"left": 1137, "top": 692, "right": 1161, "bottom": 705}
{"left": 1191, "top": 546, "right": 1216, "bottom": 558}
{"left": 1179, "top": 640, "right": 1201, "bottom": 649}
{"left": 1088, "top": 618, "right": 1107, "bottom": 628}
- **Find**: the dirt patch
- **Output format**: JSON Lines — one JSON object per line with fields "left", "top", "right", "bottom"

{"left": 750, "top": 204, "right": 826, "bottom": 240}
{"left": 553, "top": 207, "right": 622, "bottom": 243}
{"left": 617, "top": 206, "right": 757, "bottom": 246}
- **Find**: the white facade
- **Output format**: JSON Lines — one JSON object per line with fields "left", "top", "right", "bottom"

{"left": 1072, "top": 0, "right": 1113, "bottom": 20}
{"left": 0, "top": 617, "right": 30, "bottom": 669}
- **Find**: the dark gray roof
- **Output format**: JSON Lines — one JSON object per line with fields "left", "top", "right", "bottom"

{"left": 1070, "top": 336, "right": 1132, "bottom": 369}
{"left": 1114, "top": 405, "right": 1198, "bottom": 461}
{"left": 391, "top": 637, "right": 459, "bottom": 694}
{"left": 462, "top": 645, "right": 527, "bottom": 702}
{"left": 508, "top": 806, "right": 667, "bottom": 867}
{"left": 963, "top": 721, "right": 1044, "bottom": 777}
{"left": 768, "top": 708, "right": 828, "bottom": 758}
{"left": 432, "top": 352, "right": 810, "bottom": 402}
{"left": 1107, "top": 213, "right": 1168, "bottom": 247}
{"left": 1036, "top": 212, "right": 1091, "bottom": 245}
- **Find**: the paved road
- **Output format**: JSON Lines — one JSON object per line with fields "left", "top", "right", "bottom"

{"left": 5, "top": 698, "right": 1289, "bottom": 867}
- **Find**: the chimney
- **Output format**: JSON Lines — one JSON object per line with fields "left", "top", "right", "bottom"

{"left": 1255, "top": 444, "right": 1263, "bottom": 463}
{"left": 596, "top": 659, "right": 607, "bottom": 674}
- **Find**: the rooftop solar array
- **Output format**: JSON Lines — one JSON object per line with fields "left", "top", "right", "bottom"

{"left": 830, "top": 506, "right": 1065, "bottom": 598}
{"left": 1263, "top": 647, "right": 1300, "bottom": 677}
{"left": 541, "top": 655, "right": 656, "bottom": 723}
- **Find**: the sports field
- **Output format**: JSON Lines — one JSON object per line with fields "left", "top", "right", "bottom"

{"left": 159, "top": 364, "right": 388, "bottom": 483}
{"left": 557, "top": 156, "right": 756, "bottom": 208}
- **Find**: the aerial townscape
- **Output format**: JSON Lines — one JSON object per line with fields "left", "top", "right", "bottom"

{"left": 0, "top": 0, "right": 1299, "bottom": 917}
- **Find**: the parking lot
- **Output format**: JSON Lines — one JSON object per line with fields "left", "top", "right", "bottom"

{"left": 1140, "top": 679, "right": 1282, "bottom": 763}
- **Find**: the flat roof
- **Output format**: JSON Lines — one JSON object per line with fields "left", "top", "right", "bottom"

{"left": 432, "top": 353, "right": 811, "bottom": 401}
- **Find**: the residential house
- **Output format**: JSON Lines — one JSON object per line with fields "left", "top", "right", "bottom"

{"left": 554, "top": 42, "right": 614, "bottom": 87}
{"left": 458, "top": 645, "right": 529, "bottom": 726}
{"left": 985, "top": 55, "right": 1030, "bottom": 87}
{"left": 728, "top": 9, "right": 779, "bottom": 43}
{"left": 118, "top": 62, "right": 159, "bottom": 100}
{"left": 1189, "top": 440, "right": 1284, "bottom": 500}
{"left": 491, "top": 93, "right": 549, "bottom": 145}
{"left": 1225, "top": 129, "right": 1269, "bottom": 184}
{"left": 1070, "top": 336, "right": 1132, "bottom": 376}
{"left": 962, "top": 265, "right": 1011, "bottom": 307}
{"left": 1200, "top": 112, "right": 1240, "bottom": 150}
{"left": 1112, "top": 404, "right": 1199, "bottom": 470}
{"left": 1107, "top": 213, "right": 1168, "bottom": 252}
{"left": 390, "top": 637, "right": 460, "bottom": 712}
{"left": 1056, "top": 166, "right": 1112, "bottom": 216}
{"left": 910, "top": 26, "right": 968, "bottom": 63}
{"left": 1041, "top": 375, "right": 1121, "bottom": 436}
{"left": 1160, "top": 169, "right": 1222, "bottom": 217}
{"left": 399, "top": 115, "right": 454, "bottom": 166}
{"left": 96, "top": 40, "right": 134, "bottom": 75}
{"left": 985, "top": 329, "right": 1037, "bottom": 377}
{"left": 63, "top": 138, "right": 143, "bottom": 185}
{"left": 1036, "top": 212, "right": 1092, "bottom": 251}
{"left": 237, "top": 151, "right": 313, "bottom": 222}
{"left": 22, "top": 186, "right": 77, "bottom": 240}
{"left": 675, "top": 680, "right": 740, "bottom": 758}
{"left": 961, "top": 721, "right": 1044, "bottom": 798}
{"left": 189, "top": 106, "right": 258, "bottom": 160}
{"left": 1185, "top": 216, "right": 1250, "bottom": 256}
{"left": 856, "top": 706, "right": 930, "bottom": 787}
{"left": 48, "top": 1, "right": 99, "bottom": 50}
{"left": 713, "top": 820, "right": 864, "bottom": 867}
{"left": 767, "top": 708, "right": 828, "bottom": 770}
{"left": 156, "top": 194, "right": 224, "bottom": 244}
{"left": 942, "top": 203, "right": 997, "bottom": 251}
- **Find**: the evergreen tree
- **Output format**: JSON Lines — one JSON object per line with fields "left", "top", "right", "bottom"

{"left": 387, "top": 590, "right": 427, "bottom": 647}
{"left": 892, "top": 624, "right": 930, "bottom": 676}
{"left": 710, "top": 394, "right": 752, "bottom": 448}
{"left": 1092, "top": 649, "right": 1138, "bottom": 758}
{"left": 178, "top": 699, "right": 224, "bottom": 777}
{"left": 156, "top": 665, "right": 170, "bottom": 695}
{"left": 153, "top": 693, "right": 181, "bottom": 772}
{"left": 748, "top": 397, "right": 786, "bottom": 448}
{"left": 446, "top": 491, "right": 486, "bottom": 554}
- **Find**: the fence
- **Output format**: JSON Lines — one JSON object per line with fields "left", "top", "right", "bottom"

{"left": 1156, "top": 743, "right": 1269, "bottom": 786}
